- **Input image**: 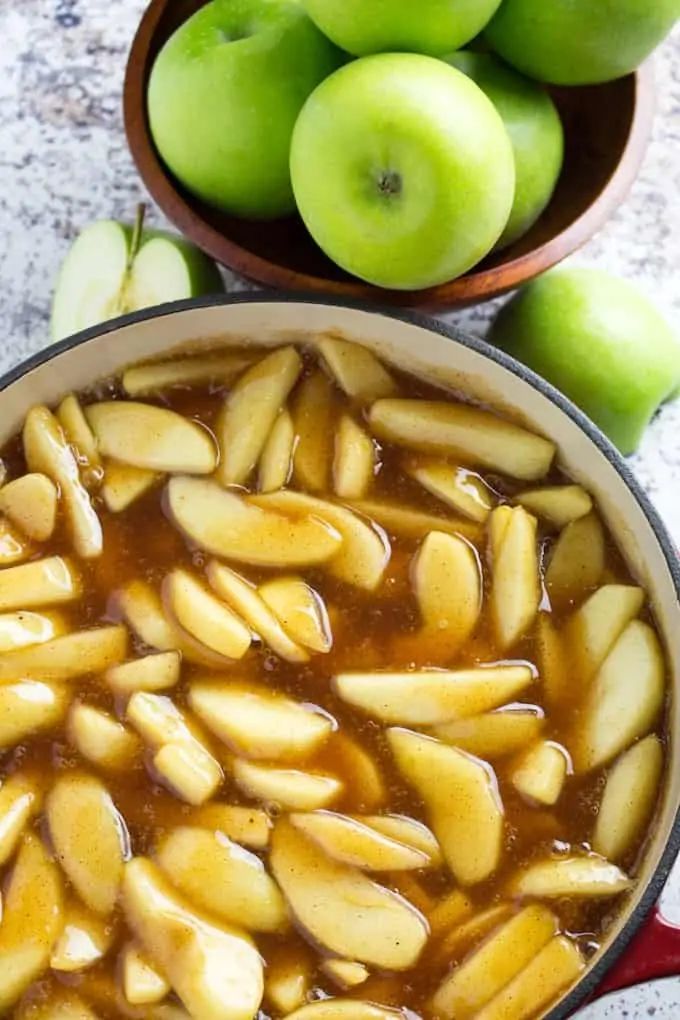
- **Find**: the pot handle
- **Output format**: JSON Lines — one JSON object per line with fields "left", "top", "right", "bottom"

{"left": 595, "top": 906, "right": 680, "bottom": 997}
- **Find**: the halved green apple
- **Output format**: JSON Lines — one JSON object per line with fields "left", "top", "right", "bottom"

{"left": 51, "top": 217, "right": 224, "bottom": 341}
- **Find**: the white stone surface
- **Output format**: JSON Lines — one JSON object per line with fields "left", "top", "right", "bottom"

{"left": 0, "top": 2, "right": 679, "bottom": 1015}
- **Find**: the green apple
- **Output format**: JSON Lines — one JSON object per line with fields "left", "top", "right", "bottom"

{"left": 446, "top": 52, "right": 563, "bottom": 250}
{"left": 147, "top": 0, "right": 342, "bottom": 219}
{"left": 490, "top": 268, "right": 680, "bottom": 454}
{"left": 302, "top": 0, "right": 502, "bottom": 56}
{"left": 290, "top": 54, "right": 515, "bottom": 291}
{"left": 51, "top": 216, "right": 224, "bottom": 341}
{"left": 486, "top": 0, "right": 680, "bottom": 85}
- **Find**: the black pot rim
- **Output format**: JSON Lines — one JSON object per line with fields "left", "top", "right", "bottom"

{"left": 6, "top": 290, "right": 680, "bottom": 1017}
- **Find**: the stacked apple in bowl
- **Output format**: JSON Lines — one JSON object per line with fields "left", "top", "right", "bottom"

{"left": 145, "top": 0, "right": 678, "bottom": 292}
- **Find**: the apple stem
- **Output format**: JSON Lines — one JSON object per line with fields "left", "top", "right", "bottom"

{"left": 127, "top": 202, "right": 146, "bottom": 271}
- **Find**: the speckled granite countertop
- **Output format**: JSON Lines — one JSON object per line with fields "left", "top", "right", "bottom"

{"left": 1, "top": 3, "right": 680, "bottom": 1016}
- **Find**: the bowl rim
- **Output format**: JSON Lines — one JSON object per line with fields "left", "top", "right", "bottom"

{"left": 122, "top": 0, "right": 656, "bottom": 309}
{"left": 6, "top": 291, "right": 680, "bottom": 1017}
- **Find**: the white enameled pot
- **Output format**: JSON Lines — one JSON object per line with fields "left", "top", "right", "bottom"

{"left": 3, "top": 294, "right": 679, "bottom": 1018}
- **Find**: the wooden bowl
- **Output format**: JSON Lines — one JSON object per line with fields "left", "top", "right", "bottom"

{"left": 124, "top": 0, "right": 655, "bottom": 310}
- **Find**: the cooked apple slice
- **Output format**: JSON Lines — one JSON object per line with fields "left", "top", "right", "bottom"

{"left": 510, "top": 855, "right": 632, "bottom": 899}
{"left": 0, "top": 517, "right": 33, "bottom": 566}
{"left": 23, "top": 405, "right": 103, "bottom": 558}
{"left": 123, "top": 857, "right": 264, "bottom": 1020}
{"left": 290, "top": 811, "right": 431, "bottom": 870}
{"left": 122, "top": 351, "right": 253, "bottom": 396}
{"left": 333, "top": 415, "right": 376, "bottom": 499}
{"left": 593, "top": 735, "right": 664, "bottom": 862}
{"left": 574, "top": 620, "right": 665, "bottom": 772}
{"left": 431, "top": 904, "right": 558, "bottom": 1018}
{"left": 271, "top": 818, "right": 427, "bottom": 969}
{"left": 427, "top": 889, "right": 474, "bottom": 939}
{"left": 369, "top": 400, "right": 555, "bottom": 481}
{"left": 432, "top": 904, "right": 515, "bottom": 966}
{"left": 164, "top": 569, "right": 251, "bottom": 661}
{"left": 0, "top": 625, "right": 128, "bottom": 680}
{"left": 322, "top": 959, "right": 370, "bottom": 989}
{"left": 406, "top": 460, "right": 494, "bottom": 522}
{"left": 189, "top": 804, "right": 272, "bottom": 849}
{"left": 168, "top": 476, "right": 342, "bottom": 568}
{"left": 292, "top": 368, "right": 337, "bottom": 491}
{"left": 121, "top": 940, "right": 171, "bottom": 1005}
{"left": 0, "top": 834, "right": 64, "bottom": 1012}
{"left": 433, "top": 707, "right": 544, "bottom": 759}
{"left": 258, "top": 407, "right": 295, "bottom": 492}
{"left": 86, "top": 400, "right": 216, "bottom": 474}
{"left": 265, "top": 946, "right": 313, "bottom": 1015}
{"left": 474, "top": 935, "right": 585, "bottom": 1020}
{"left": 126, "top": 692, "right": 223, "bottom": 804}
{"left": 0, "top": 555, "right": 80, "bottom": 611}
{"left": 154, "top": 741, "right": 223, "bottom": 806}
{"left": 117, "top": 580, "right": 226, "bottom": 667}
{"left": 189, "top": 681, "right": 332, "bottom": 761}
{"left": 489, "top": 506, "right": 540, "bottom": 650}
{"left": 360, "top": 814, "right": 442, "bottom": 866}
{"left": 101, "top": 460, "right": 162, "bottom": 512}
{"left": 50, "top": 897, "right": 114, "bottom": 971}
{"left": 106, "top": 650, "right": 181, "bottom": 695}
{"left": 516, "top": 485, "right": 592, "bottom": 529}
{"left": 511, "top": 741, "right": 569, "bottom": 806}
{"left": 288, "top": 1002, "right": 401, "bottom": 1020}
{"left": 233, "top": 760, "right": 343, "bottom": 810}
{"left": 349, "top": 498, "right": 482, "bottom": 543}
{"left": 0, "top": 679, "right": 70, "bottom": 749}
{"left": 330, "top": 731, "right": 387, "bottom": 811}
{"left": 566, "top": 584, "right": 646, "bottom": 683}
{"left": 317, "top": 335, "right": 397, "bottom": 402}
{"left": 206, "top": 562, "right": 308, "bottom": 662}
{"left": 56, "top": 392, "right": 102, "bottom": 477}
{"left": 545, "top": 513, "right": 605, "bottom": 609}
{"left": 334, "top": 665, "right": 532, "bottom": 725}
{"left": 0, "top": 473, "right": 58, "bottom": 541}
{"left": 216, "top": 346, "right": 302, "bottom": 486}
{"left": 0, "top": 609, "right": 65, "bottom": 653}
{"left": 46, "top": 772, "right": 128, "bottom": 915}
{"left": 156, "top": 825, "right": 288, "bottom": 933}
{"left": 259, "top": 576, "right": 332, "bottom": 653}
{"left": 412, "top": 530, "right": 481, "bottom": 654}
{"left": 126, "top": 691, "right": 195, "bottom": 748}
{"left": 388, "top": 728, "right": 504, "bottom": 885}
{"left": 68, "top": 703, "right": 140, "bottom": 771}
{"left": 536, "top": 613, "right": 568, "bottom": 706}
{"left": 253, "top": 490, "right": 389, "bottom": 591}
{"left": 0, "top": 772, "right": 42, "bottom": 866}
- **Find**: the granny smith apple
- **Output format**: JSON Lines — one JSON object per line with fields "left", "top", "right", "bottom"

{"left": 446, "top": 52, "right": 563, "bottom": 249}
{"left": 147, "top": 0, "right": 342, "bottom": 219}
{"left": 486, "top": 0, "right": 680, "bottom": 85}
{"left": 302, "top": 0, "right": 502, "bottom": 56}
{"left": 290, "top": 54, "right": 515, "bottom": 291}
{"left": 490, "top": 268, "right": 680, "bottom": 454}
{"left": 51, "top": 216, "right": 224, "bottom": 341}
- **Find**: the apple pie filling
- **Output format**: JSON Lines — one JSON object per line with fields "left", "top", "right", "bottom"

{"left": 0, "top": 337, "right": 667, "bottom": 1020}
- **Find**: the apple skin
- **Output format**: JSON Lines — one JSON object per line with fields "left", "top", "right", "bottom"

{"left": 446, "top": 52, "right": 563, "bottom": 250}
{"left": 147, "top": 0, "right": 342, "bottom": 219}
{"left": 302, "top": 0, "right": 502, "bottom": 56}
{"left": 490, "top": 268, "right": 680, "bottom": 454}
{"left": 486, "top": 0, "right": 680, "bottom": 85}
{"left": 290, "top": 54, "right": 515, "bottom": 291}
